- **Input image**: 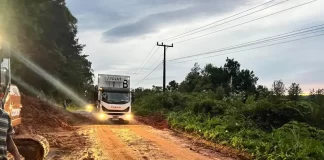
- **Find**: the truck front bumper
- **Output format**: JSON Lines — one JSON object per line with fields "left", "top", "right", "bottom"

{"left": 101, "top": 112, "right": 133, "bottom": 121}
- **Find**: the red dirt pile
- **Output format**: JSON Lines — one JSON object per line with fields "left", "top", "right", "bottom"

{"left": 15, "top": 95, "right": 90, "bottom": 134}
{"left": 13, "top": 95, "right": 93, "bottom": 153}
{"left": 135, "top": 113, "right": 169, "bottom": 129}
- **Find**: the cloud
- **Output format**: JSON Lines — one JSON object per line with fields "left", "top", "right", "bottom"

{"left": 66, "top": 0, "right": 324, "bottom": 90}
{"left": 102, "top": 0, "right": 248, "bottom": 42}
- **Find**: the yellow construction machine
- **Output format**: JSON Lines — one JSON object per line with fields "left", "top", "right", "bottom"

{"left": 0, "top": 41, "right": 49, "bottom": 160}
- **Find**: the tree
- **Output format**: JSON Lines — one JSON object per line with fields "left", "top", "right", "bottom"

{"left": 235, "top": 69, "right": 258, "bottom": 94}
{"left": 288, "top": 83, "right": 302, "bottom": 101}
{"left": 271, "top": 80, "right": 286, "bottom": 97}
{"left": 4, "top": 0, "right": 94, "bottom": 102}
{"left": 201, "top": 64, "right": 230, "bottom": 92}
{"left": 178, "top": 58, "right": 258, "bottom": 95}
{"left": 215, "top": 86, "right": 225, "bottom": 100}
{"left": 256, "top": 85, "right": 270, "bottom": 99}
{"left": 178, "top": 63, "right": 202, "bottom": 92}
{"left": 223, "top": 58, "right": 258, "bottom": 94}
{"left": 152, "top": 85, "right": 162, "bottom": 92}
{"left": 310, "top": 88, "right": 324, "bottom": 106}
{"left": 167, "top": 80, "right": 179, "bottom": 91}
{"left": 224, "top": 57, "right": 240, "bottom": 77}
{"left": 316, "top": 89, "right": 324, "bottom": 95}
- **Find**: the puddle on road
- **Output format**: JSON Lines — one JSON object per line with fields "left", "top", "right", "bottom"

{"left": 110, "top": 127, "right": 174, "bottom": 160}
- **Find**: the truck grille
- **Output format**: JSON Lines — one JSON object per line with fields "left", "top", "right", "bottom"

{"left": 102, "top": 106, "right": 130, "bottom": 112}
{"left": 107, "top": 113, "right": 125, "bottom": 115}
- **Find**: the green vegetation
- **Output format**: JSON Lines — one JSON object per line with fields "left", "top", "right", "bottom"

{"left": 66, "top": 104, "right": 83, "bottom": 112}
{"left": 1, "top": 0, "right": 94, "bottom": 103}
{"left": 134, "top": 58, "right": 324, "bottom": 159}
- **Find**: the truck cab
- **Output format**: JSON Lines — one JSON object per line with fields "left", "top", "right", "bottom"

{"left": 96, "top": 74, "right": 132, "bottom": 122}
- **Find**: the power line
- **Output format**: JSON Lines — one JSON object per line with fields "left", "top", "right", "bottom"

{"left": 134, "top": 47, "right": 171, "bottom": 86}
{"left": 135, "top": 0, "right": 318, "bottom": 87}
{"left": 135, "top": 63, "right": 163, "bottom": 86}
{"left": 136, "top": 0, "right": 277, "bottom": 78}
{"left": 134, "top": 53, "right": 163, "bottom": 84}
{"left": 168, "top": 24, "right": 324, "bottom": 62}
{"left": 133, "top": 45, "right": 156, "bottom": 75}
{"left": 165, "top": 0, "right": 287, "bottom": 42}
{"left": 141, "top": 47, "right": 160, "bottom": 69}
{"left": 135, "top": 26, "right": 320, "bottom": 85}
{"left": 162, "top": 0, "right": 275, "bottom": 41}
{"left": 173, "top": 0, "right": 318, "bottom": 44}
{"left": 144, "top": 76, "right": 175, "bottom": 81}
{"left": 146, "top": 53, "right": 163, "bottom": 73}
{"left": 169, "top": 32, "right": 324, "bottom": 64}
{"left": 140, "top": 47, "right": 169, "bottom": 76}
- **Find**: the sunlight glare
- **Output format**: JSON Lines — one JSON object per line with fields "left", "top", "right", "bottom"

{"left": 12, "top": 51, "right": 88, "bottom": 106}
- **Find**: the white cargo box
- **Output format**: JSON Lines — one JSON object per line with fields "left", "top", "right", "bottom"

{"left": 98, "top": 74, "right": 130, "bottom": 89}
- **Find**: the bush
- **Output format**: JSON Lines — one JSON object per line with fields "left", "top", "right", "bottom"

{"left": 168, "top": 111, "right": 324, "bottom": 159}
{"left": 215, "top": 86, "right": 225, "bottom": 100}
{"left": 135, "top": 92, "right": 324, "bottom": 159}
{"left": 243, "top": 100, "right": 309, "bottom": 131}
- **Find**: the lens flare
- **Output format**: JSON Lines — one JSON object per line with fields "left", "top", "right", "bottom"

{"left": 12, "top": 51, "right": 87, "bottom": 106}
{"left": 125, "top": 113, "right": 133, "bottom": 120}
{"left": 85, "top": 104, "right": 93, "bottom": 112}
{"left": 96, "top": 113, "right": 108, "bottom": 121}
{"left": 11, "top": 74, "right": 60, "bottom": 107}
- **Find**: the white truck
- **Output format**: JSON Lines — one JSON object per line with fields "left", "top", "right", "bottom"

{"left": 96, "top": 74, "right": 132, "bottom": 123}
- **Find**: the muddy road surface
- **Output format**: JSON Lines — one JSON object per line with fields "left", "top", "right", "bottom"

{"left": 45, "top": 112, "right": 235, "bottom": 160}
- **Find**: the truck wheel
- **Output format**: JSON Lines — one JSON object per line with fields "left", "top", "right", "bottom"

{"left": 123, "top": 120, "right": 129, "bottom": 124}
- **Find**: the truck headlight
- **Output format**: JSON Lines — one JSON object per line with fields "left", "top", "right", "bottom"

{"left": 125, "top": 113, "right": 133, "bottom": 120}
{"left": 98, "top": 113, "right": 107, "bottom": 120}
{"left": 85, "top": 104, "right": 93, "bottom": 112}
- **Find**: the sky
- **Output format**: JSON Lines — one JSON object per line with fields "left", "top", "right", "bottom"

{"left": 65, "top": 0, "right": 324, "bottom": 92}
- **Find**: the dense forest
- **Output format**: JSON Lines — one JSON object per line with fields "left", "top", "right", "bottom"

{"left": 134, "top": 58, "right": 324, "bottom": 159}
{"left": 0, "top": 0, "right": 94, "bottom": 102}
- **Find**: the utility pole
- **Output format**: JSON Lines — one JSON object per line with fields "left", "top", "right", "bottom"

{"left": 157, "top": 42, "right": 173, "bottom": 92}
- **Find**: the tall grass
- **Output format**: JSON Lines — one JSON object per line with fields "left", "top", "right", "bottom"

{"left": 133, "top": 92, "right": 324, "bottom": 159}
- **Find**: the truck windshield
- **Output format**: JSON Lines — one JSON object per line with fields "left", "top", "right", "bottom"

{"left": 102, "top": 92, "right": 130, "bottom": 104}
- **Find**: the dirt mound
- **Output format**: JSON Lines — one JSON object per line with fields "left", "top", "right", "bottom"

{"left": 15, "top": 95, "right": 91, "bottom": 134}
{"left": 135, "top": 113, "right": 169, "bottom": 129}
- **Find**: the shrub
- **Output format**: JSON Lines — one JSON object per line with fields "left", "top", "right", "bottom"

{"left": 215, "top": 86, "right": 225, "bottom": 100}
{"left": 192, "top": 99, "right": 227, "bottom": 116}
{"left": 136, "top": 92, "right": 324, "bottom": 159}
{"left": 243, "top": 100, "right": 307, "bottom": 131}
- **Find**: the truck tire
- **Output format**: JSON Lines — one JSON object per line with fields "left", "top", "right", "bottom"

{"left": 123, "top": 120, "right": 129, "bottom": 124}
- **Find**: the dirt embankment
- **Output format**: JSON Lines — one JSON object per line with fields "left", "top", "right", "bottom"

{"left": 135, "top": 113, "right": 169, "bottom": 130}
{"left": 15, "top": 95, "right": 90, "bottom": 134}
{"left": 13, "top": 95, "right": 96, "bottom": 159}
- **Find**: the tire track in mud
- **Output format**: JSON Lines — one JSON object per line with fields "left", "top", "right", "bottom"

{"left": 94, "top": 125, "right": 139, "bottom": 160}
{"left": 110, "top": 126, "right": 173, "bottom": 160}
{"left": 127, "top": 125, "right": 214, "bottom": 160}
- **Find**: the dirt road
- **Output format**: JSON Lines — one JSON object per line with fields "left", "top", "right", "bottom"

{"left": 18, "top": 96, "right": 236, "bottom": 160}
{"left": 44, "top": 112, "right": 235, "bottom": 160}
{"left": 46, "top": 124, "right": 236, "bottom": 160}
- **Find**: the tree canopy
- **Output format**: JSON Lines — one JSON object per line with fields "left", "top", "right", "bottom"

{"left": 175, "top": 58, "right": 259, "bottom": 96}
{"left": 1, "top": 0, "right": 94, "bottom": 102}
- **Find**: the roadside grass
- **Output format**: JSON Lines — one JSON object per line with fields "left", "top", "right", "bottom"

{"left": 133, "top": 92, "right": 324, "bottom": 159}
{"left": 66, "top": 104, "right": 84, "bottom": 112}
